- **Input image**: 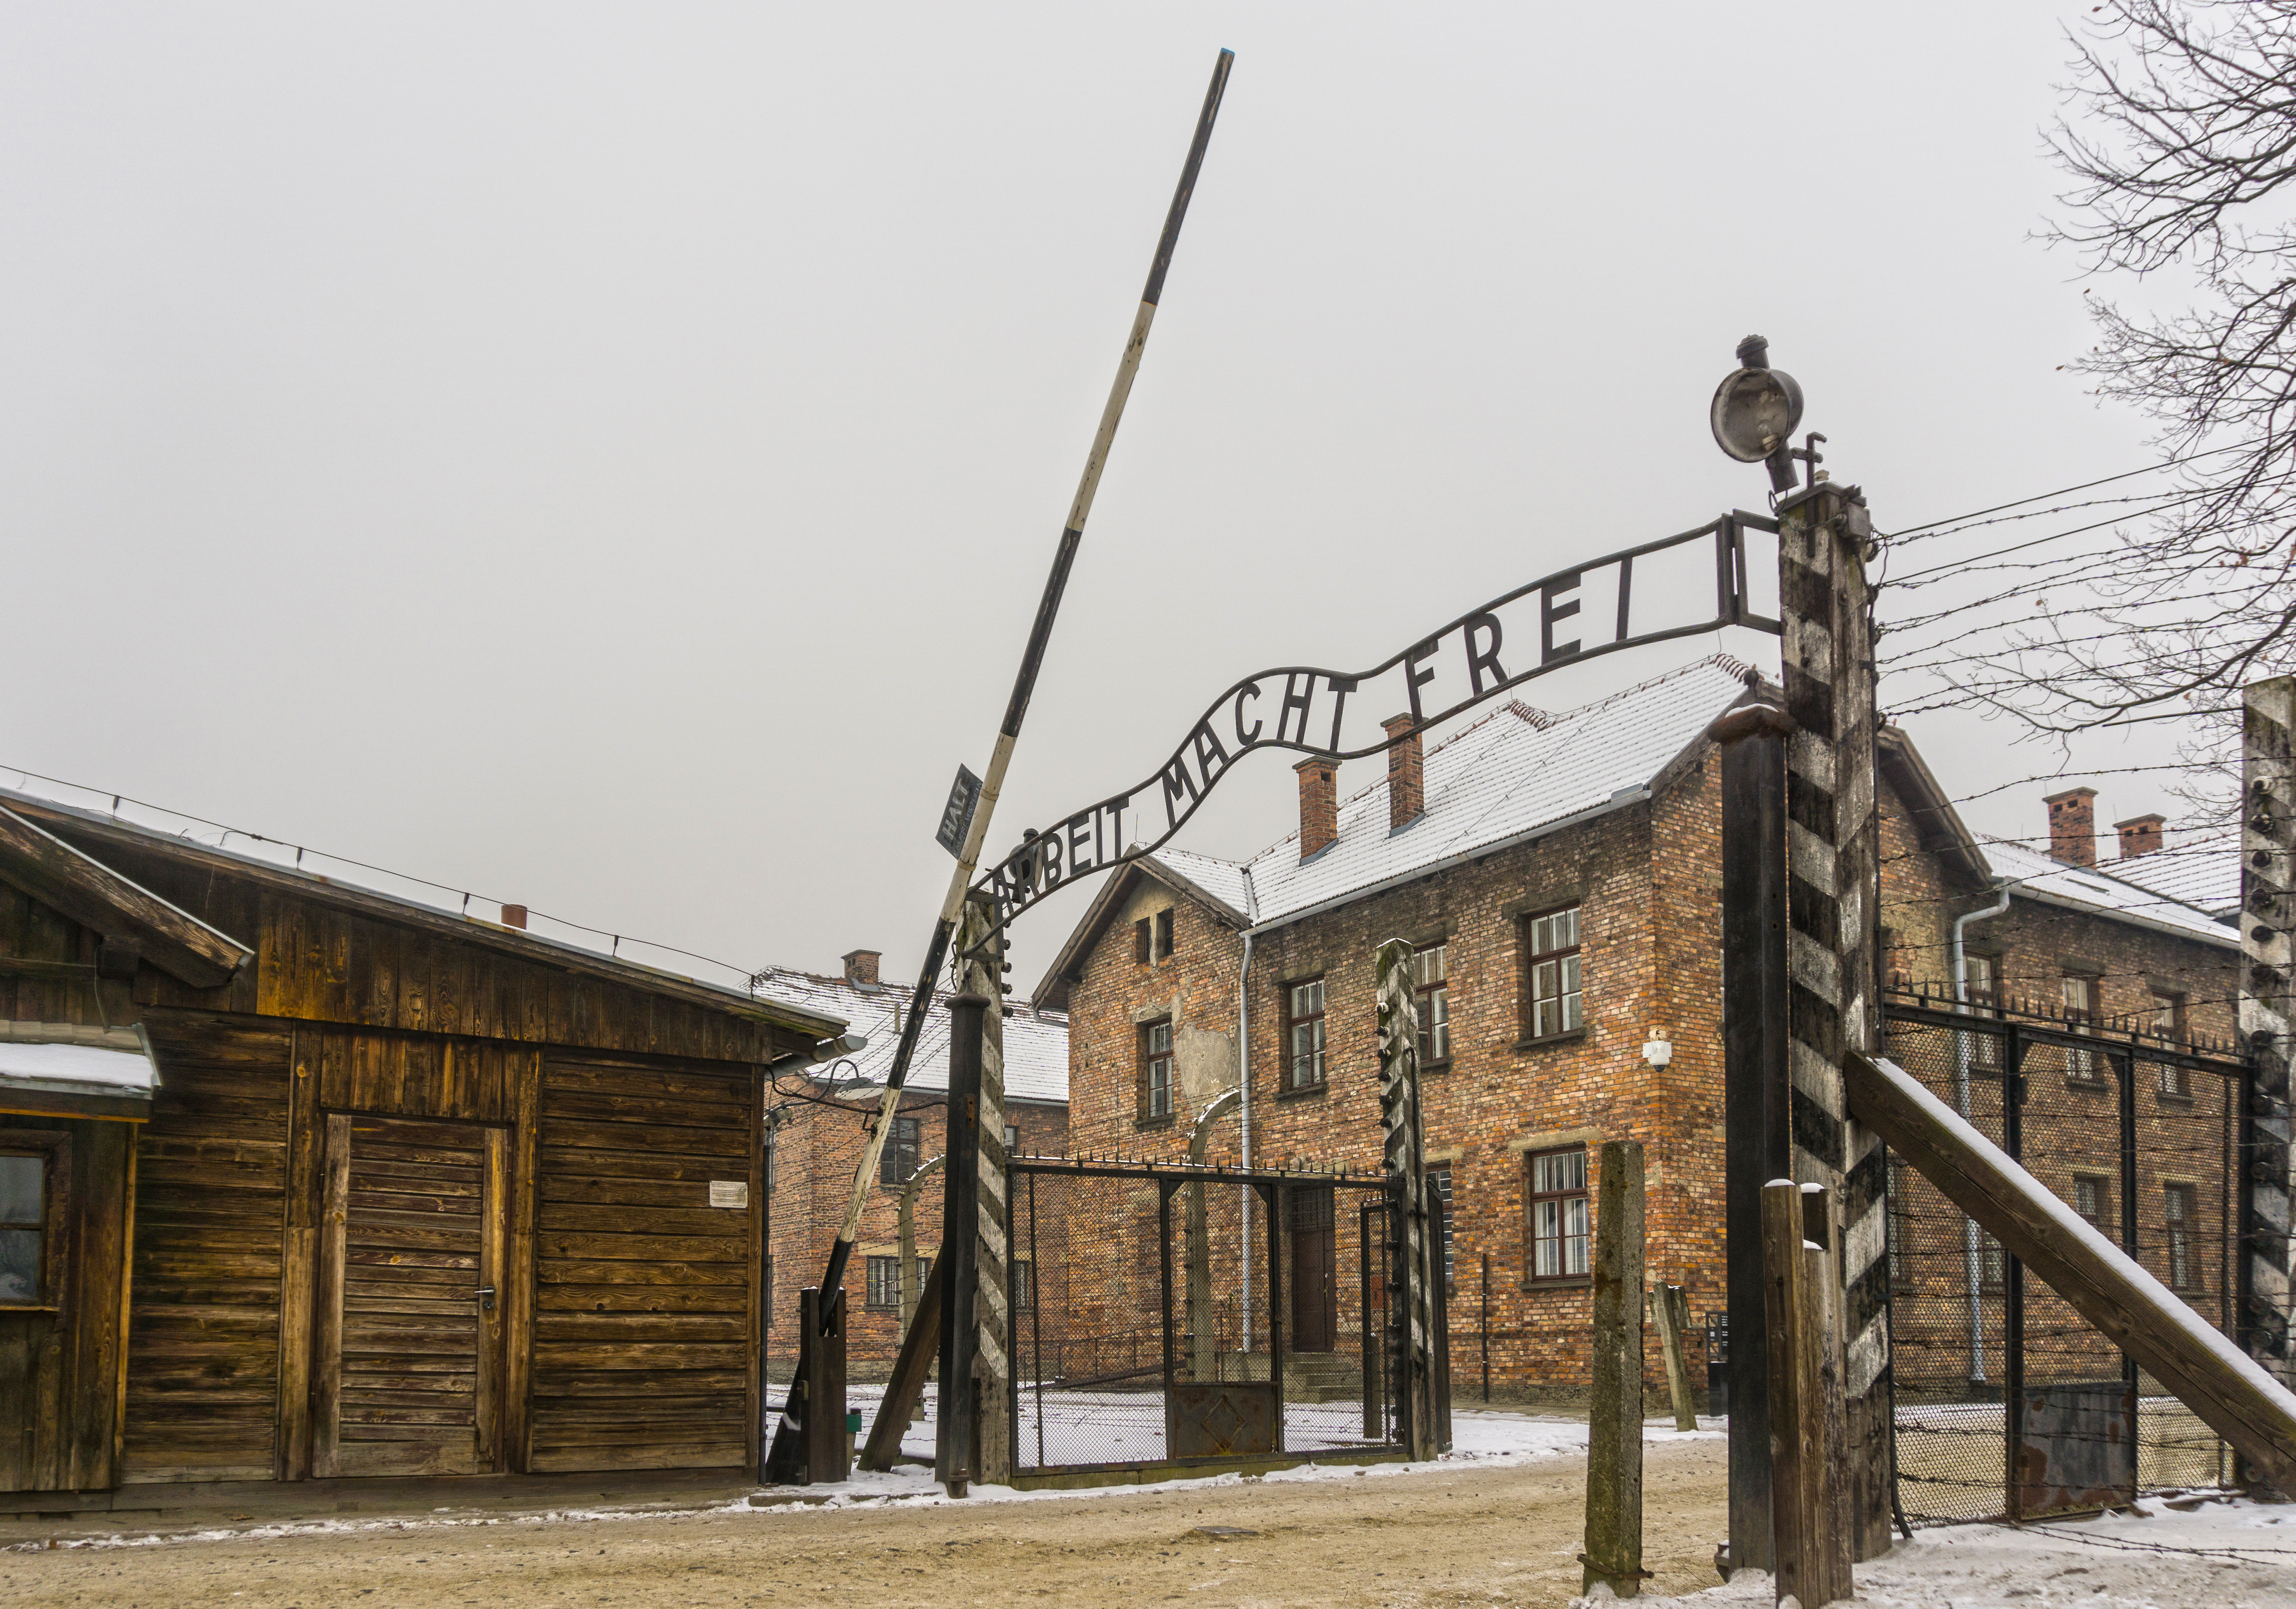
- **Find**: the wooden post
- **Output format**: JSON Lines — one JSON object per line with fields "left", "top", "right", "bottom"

{"left": 2240, "top": 675, "right": 2296, "bottom": 1443}
{"left": 1651, "top": 1282, "right": 1697, "bottom": 1432}
{"left": 1373, "top": 937, "right": 1436, "bottom": 1461}
{"left": 956, "top": 893, "right": 1012, "bottom": 1484}
{"left": 1584, "top": 1140, "right": 1647, "bottom": 1597}
{"left": 1712, "top": 701, "right": 1795, "bottom": 1571}
{"left": 1762, "top": 1180, "right": 1854, "bottom": 1609}
{"left": 1775, "top": 480, "right": 1894, "bottom": 1560}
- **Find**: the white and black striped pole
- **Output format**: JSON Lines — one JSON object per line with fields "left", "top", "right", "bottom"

{"left": 766, "top": 47, "right": 1234, "bottom": 1482}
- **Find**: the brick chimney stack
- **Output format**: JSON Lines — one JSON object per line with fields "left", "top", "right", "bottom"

{"left": 500, "top": 904, "right": 527, "bottom": 930}
{"left": 1383, "top": 715, "right": 1424, "bottom": 831}
{"left": 842, "top": 949, "right": 881, "bottom": 988}
{"left": 2116, "top": 812, "right": 2166, "bottom": 860}
{"left": 1295, "top": 757, "right": 1338, "bottom": 861}
{"left": 2044, "top": 787, "right": 2099, "bottom": 867}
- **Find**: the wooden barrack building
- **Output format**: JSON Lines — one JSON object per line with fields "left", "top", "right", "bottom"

{"left": 0, "top": 789, "right": 843, "bottom": 1498}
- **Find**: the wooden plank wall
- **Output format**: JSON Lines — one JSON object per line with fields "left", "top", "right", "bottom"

{"left": 0, "top": 882, "right": 102, "bottom": 1025}
{"left": 529, "top": 1055, "right": 758, "bottom": 1472}
{"left": 122, "top": 1020, "right": 290, "bottom": 1482}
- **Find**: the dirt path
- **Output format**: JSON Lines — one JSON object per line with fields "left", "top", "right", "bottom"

{"left": 0, "top": 1440, "right": 1727, "bottom": 1609}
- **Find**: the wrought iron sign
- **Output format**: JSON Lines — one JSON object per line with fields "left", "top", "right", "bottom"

{"left": 975, "top": 511, "right": 1781, "bottom": 930}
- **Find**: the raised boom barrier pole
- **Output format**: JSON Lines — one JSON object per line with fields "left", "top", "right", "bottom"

{"left": 763, "top": 48, "right": 1234, "bottom": 1483}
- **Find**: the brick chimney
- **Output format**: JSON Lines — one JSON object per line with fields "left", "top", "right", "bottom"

{"left": 1383, "top": 715, "right": 1424, "bottom": 830}
{"left": 1295, "top": 757, "right": 1338, "bottom": 861}
{"left": 2044, "top": 787, "right": 2099, "bottom": 867}
{"left": 842, "top": 949, "right": 881, "bottom": 988}
{"left": 500, "top": 904, "right": 527, "bottom": 930}
{"left": 2116, "top": 812, "right": 2166, "bottom": 860}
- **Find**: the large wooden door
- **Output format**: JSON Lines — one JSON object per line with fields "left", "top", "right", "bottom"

{"left": 314, "top": 1115, "right": 506, "bottom": 1477}
{"left": 1288, "top": 1186, "right": 1336, "bottom": 1354}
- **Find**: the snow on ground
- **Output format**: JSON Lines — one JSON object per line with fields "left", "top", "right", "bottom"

{"left": 1577, "top": 1494, "right": 2296, "bottom": 1609}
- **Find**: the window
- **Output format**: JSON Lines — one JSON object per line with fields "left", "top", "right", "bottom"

{"left": 2074, "top": 1175, "right": 2111, "bottom": 1233}
{"left": 1525, "top": 906, "right": 1583, "bottom": 1040}
{"left": 2062, "top": 974, "right": 2099, "bottom": 1083}
{"left": 1003, "top": 1123, "right": 1020, "bottom": 1154}
{"left": 1135, "top": 918, "right": 1151, "bottom": 964}
{"left": 1429, "top": 1163, "right": 1456, "bottom": 1293}
{"left": 1979, "top": 1227, "right": 2006, "bottom": 1293}
{"left": 0, "top": 1152, "right": 43, "bottom": 1305}
{"left": 1286, "top": 979, "right": 1327, "bottom": 1091}
{"left": 1142, "top": 1019, "right": 1174, "bottom": 1120}
{"left": 1415, "top": 943, "right": 1450, "bottom": 1067}
{"left": 1964, "top": 954, "right": 2000, "bottom": 1069}
{"left": 1156, "top": 909, "right": 1175, "bottom": 961}
{"left": 881, "top": 1115, "right": 921, "bottom": 1187}
{"left": 1011, "top": 1259, "right": 1035, "bottom": 1312}
{"left": 2166, "top": 1183, "right": 2198, "bottom": 1292}
{"left": 1526, "top": 1146, "right": 1590, "bottom": 1281}
{"left": 2153, "top": 992, "right": 2192, "bottom": 1097}
{"left": 1887, "top": 1160, "right": 1913, "bottom": 1291}
{"left": 865, "top": 1254, "right": 901, "bottom": 1310}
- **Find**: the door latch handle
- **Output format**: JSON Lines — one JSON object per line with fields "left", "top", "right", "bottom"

{"left": 475, "top": 1285, "right": 497, "bottom": 1313}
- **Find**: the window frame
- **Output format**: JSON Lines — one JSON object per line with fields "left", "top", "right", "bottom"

{"left": 2073, "top": 1173, "right": 2111, "bottom": 1234}
{"left": 2152, "top": 991, "right": 2194, "bottom": 1098}
{"left": 1963, "top": 952, "right": 2002, "bottom": 1070}
{"left": 1283, "top": 977, "right": 1328, "bottom": 1093}
{"left": 1135, "top": 918, "right": 1151, "bottom": 965}
{"left": 1010, "top": 1257, "right": 1035, "bottom": 1313}
{"left": 1140, "top": 1017, "right": 1175, "bottom": 1124}
{"left": 1524, "top": 1144, "right": 1591, "bottom": 1284}
{"left": 2165, "top": 1182, "right": 2198, "bottom": 1292}
{"left": 1155, "top": 908, "right": 1175, "bottom": 962}
{"left": 1415, "top": 942, "right": 1451, "bottom": 1070}
{"left": 0, "top": 1132, "right": 67, "bottom": 1312}
{"left": 1521, "top": 904, "right": 1585, "bottom": 1043}
{"left": 864, "top": 1254, "right": 902, "bottom": 1311}
{"left": 879, "top": 1114, "right": 922, "bottom": 1188}
{"left": 2061, "top": 973, "right": 2102, "bottom": 1085}
{"left": 1429, "top": 1161, "right": 1455, "bottom": 1294}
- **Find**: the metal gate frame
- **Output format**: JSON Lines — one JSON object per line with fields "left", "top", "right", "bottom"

{"left": 1881, "top": 986, "right": 2253, "bottom": 1521}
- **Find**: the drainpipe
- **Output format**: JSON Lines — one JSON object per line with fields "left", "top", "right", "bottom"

{"left": 1951, "top": 880, "right": 2013, "bottom": 1385}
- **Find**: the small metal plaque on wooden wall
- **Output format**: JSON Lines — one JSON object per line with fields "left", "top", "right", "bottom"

{"left": 709, "top": 1180, "right": 749, "bottom": 1208}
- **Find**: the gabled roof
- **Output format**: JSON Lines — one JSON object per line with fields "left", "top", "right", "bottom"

{"left": 0, "top": 805, "right": 252, "bottom": 987}
{"left": 1985, "top": 840, "right": 2236, "bottom": 950}
{"left": 751, "top": 965, "right": 1068, "bottom": 1105}
{"left": 1031, "top": 853, "right": 1254, "bottom": 1013}
{"left": 1875, "top": 728, "right": 1992, "bottom": 893}
{"left": 2090, "top": 831, "right": 2241, "bottom": 919}
{"left": 0, "top": 786, "right": 846, "bottom": 1042}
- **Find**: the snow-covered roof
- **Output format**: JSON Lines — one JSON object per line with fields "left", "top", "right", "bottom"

{"left": 1184, "top": 653, "right": 1759, "bottom": 932}
{"left": 1985, "top": 839, "right": 2237, "bottom": 949}
{"left": 2090, "top": 831, "right": 2241, "bottom": 918}
{"left": 749, "top": 966, "right": 1068, "bottom": 1105}
{"left": 0, "top": 1022, "right": 160, "bottom": 1100}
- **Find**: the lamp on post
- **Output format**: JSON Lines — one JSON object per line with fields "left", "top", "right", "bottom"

{"left": 1710, "top": 335, "right": 1821, "bottom": 499}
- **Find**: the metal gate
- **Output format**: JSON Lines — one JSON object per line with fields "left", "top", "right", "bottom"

{"left": 1881, "top": 988, "right": 2250, "bottom": 1523}
{"left": 1003, "top": 1157, "right": 1428, "bottom": 1478}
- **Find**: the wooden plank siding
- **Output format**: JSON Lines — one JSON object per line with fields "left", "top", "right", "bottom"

{"left": 528, "top": 1055, "right": 758, "bottom": 1472}
{"left": 122, "top": 1020, "right": 290, "bottom": 1482}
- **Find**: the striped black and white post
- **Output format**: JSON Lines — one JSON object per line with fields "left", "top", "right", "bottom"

{"left": 957, "top": 891, "right": 1012, "bottom": 1483}
{"left": 1776, "top": 482, "right": 1894, "bottom": 1558}
{"left": 2241, "top": 677, "right": 2296, "bottom": 1425}
{"left": 1374, "top": 937, "right": 1438, "bottom": 1461}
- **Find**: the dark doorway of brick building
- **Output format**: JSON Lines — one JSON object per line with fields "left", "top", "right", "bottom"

{"left": 1288, "top": 1185, "right": 1336, "bottom": 1353}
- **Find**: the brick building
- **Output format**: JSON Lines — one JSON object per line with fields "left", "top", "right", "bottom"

{"left": 1030, "top": 652, "right": 2240, "bottom": 1400}
{"left": 755, "top": 950, "right": 1067, "bottom": 1379}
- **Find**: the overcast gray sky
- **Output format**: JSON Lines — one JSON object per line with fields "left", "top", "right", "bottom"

{"left": 0, "top": 4, "right": 2194, "bottom": 996}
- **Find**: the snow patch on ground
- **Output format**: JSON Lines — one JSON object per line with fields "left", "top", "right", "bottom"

{"left": 1573, "top": 1494, "right": 2296, "bottom": 1609}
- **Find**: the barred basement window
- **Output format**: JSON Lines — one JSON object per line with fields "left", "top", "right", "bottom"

{"left": 880, "top": 1115, "right": 921, "bottom": 1187}
{"left": 1415, "top": 943, "right": 1450, "bottom": 1067}
{"left": 1526, "top": 1145, "right": 1589, "bottom": 1282}
{"left": 1286, "top": 978, "right": 1327, "bottom": 1090}
{"left": 1524, "top": 905, "right": 1582, "bottom": 1040}
{"left": 1141, "top": 1019, "right": 1174, "bottom": 1120}
{"left": 865, "top": 1255, "right": 901, "bottom": 1310}
{"left": 2166, "top": 1183, "right": 2198, "bottom": 1291}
